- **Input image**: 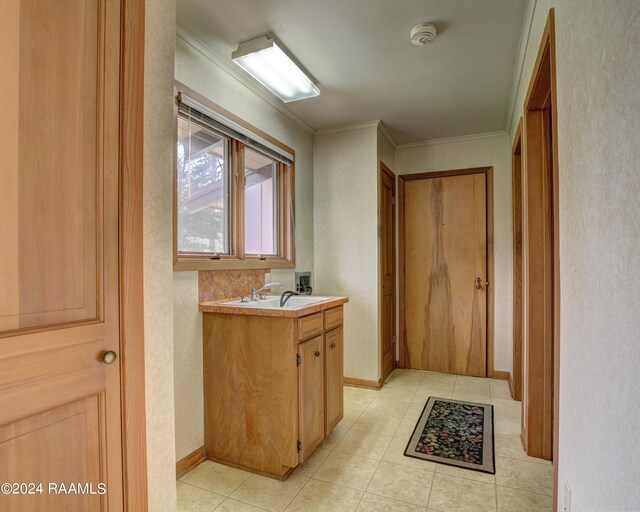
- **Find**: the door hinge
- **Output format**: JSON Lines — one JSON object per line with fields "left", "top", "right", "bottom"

{"left": 296, "top": 354, "right": 301, "bottom": 366}
{"left": 297, "top": 440, "right": 302, "bottom": 452}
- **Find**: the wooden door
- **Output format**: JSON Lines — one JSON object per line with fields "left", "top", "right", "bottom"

{"left": 324, "top": 328, "right": 343, "bottom": 434}
{"left": 404, "top": 173, "right": 487, "bottom": 376}
{"left": 0, "top": 0, "right": 124, "bottom": 510}
{"left": 298, "top": 337, "right": 324, "bottom": 462}
{"left": 380, "top": 164, "right": 396, "bottom": 380}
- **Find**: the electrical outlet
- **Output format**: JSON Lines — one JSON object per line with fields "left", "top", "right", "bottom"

{"left": 563, "top": 481, "right": 571, "bottom": 512}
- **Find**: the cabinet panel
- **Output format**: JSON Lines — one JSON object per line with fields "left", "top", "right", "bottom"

{"left": 298, "top": 336, "right": 324, "bottom": 461}
{"left": 297, "top": 313, "right": 323, "bottom": 341}
{"left": 324, "top": 328, "right": 344, "bottom": 434}
{"left": 324, "top": 307, "right": 343, "bottom": 331}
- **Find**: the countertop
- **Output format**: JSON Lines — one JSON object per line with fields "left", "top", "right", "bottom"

{"left": 199, "top": 295, "right": 348, "bottom": 318}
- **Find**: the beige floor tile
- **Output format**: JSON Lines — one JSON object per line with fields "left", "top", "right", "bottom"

{"left": 422, "top": 372, "right": 457, "bottom": 385}
{"left": 403, "top": 401, "right": 427, "bottom": 421}
{"left": 338, "top": 409, "right": 363, "bottom": 429}
{"left": 494, "top": 434, "right": 550, "bottom": 465}
{"left": 367, "top": 461, "right": 434, "bottom": 506}
{"left": 284, "top": 479, "right": 362, "bottom": 512}
{"left": 496, "top": 457, "right": 553, "bottom": 496}
{"left": 230, "top": 473, "right": 308, "bottom": 512}
{"left": 177, "top": 482, "right": 225, "bottom": 512}
{"left": 455, "top": 375, "right": 491, "bottom": 390}
{"left": 491, "top": 398, "right": 521, "bottom": 420}
{"left": 496, "top": 486, "right": 553, "bottom": 512}
{"left": 494, "top": 414, "right": 521, "bottom": 435}
{"left": 351, "top": 412, "right": 403, "bottom": 436}
{"left": 377, "top": 385, "right": 417, "bottom": 403}
{"left": 489, "top": 379, "right": 512, "bottom": 401}
{"left": 334, "top": 429, "right": 393, "bottom": 460}
{"left": 450, "top": 391, "right": 491, "bottom": 404}
{"left": 394, "top": 418, "right": 419, "bottom": 440}
{"left": 366, "top": 397, "right": 410, "bottom": 417}
{"left": 428, "top": 473, "right": 496, "bottom": 512}
{"left": 344, "top": 391, "right": 378, "bottom": 412}
{"left": 357, "top": 493, "right": 427, "bottom": 512}
{"left": 179, "top": 461, "right": 209, "bottom": 482}
{"left": 413, "top": 383, "right": 455, "bottom": 402}
{"left": 345, "top": 386, "right": 380, "bottom": 400}
{"left": 384, "top": 369, "right": 426, "bottom": 389}
{"left": 313, "top": 451, "right": 380, "bottom": 490}
{"left": 294, "top": 446, "right": 332, "bottom": 477}
{"left": 383, "top": 437, "right": 436, "bottom": 471}
{"left": 323, "top": 423, "right": 350, "bottom": 449}
{"left": 183, "top": 461, "right": 251, "bottom": 496}
{"left": 434, "top": 463, "right": 495, "bottom": 484}
{"left": 216, "top": 498, "right": 270, "bottom": 512}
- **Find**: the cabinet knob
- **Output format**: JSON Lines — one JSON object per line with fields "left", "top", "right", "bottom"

{"left": 103, "top": 351, "right": 117, "bottom": 365}
{"left": 314, "top": 350, "right": 321, "bottom": 357}
{"left": 330, "top": 342, "right": 336, "bottom": 349}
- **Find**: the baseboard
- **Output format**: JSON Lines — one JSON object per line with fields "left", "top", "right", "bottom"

{"left": 492, "top": 370, "right": 510, "bottom": 381}
{"left": 507, "top": 373, "right": 515, "bottom": 399}
{"left": 176, "top": 445, "right": 206, "bottom": 479}
{"left": 344, "top": 376, "right": 383, "bottom": 389}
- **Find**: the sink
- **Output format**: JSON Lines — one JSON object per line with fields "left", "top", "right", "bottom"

{"left": 219, "top": 296, "right": 331, "bottom": 309}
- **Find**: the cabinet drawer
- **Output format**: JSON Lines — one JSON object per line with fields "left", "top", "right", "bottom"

{"left": 298, "top": 312, "right": 323, "bottom": 341}
{"left": 324, "top": 306, "right": 343, "bottom": 331}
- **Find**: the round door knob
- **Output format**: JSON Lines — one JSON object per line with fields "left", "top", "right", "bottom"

{"left": 475, "top": 277, "right": 482, "bottom": 289}
{"left": 314, "top": 350, "right": 321, "bottom": 357}
{"left": 103, "top": 351, "right": 117, "bottom": 365}
{"left": 330, "top": 343, "right": 336, "bottom": 349}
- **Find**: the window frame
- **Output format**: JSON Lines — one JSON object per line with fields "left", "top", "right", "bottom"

{"left": 173, "top": 81, "right": 295, "bottom": 271}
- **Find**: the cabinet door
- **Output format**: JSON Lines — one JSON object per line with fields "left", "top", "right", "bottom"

{"left": 325, "top": 328, "right": 344, "bottom": 434}
{"left": 298, "top": 336, "right": 324, "bottom": 461}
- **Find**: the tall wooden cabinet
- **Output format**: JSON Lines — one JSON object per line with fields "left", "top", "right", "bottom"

{"left": 201, "top": 299, "right": 347, "bottom": 478}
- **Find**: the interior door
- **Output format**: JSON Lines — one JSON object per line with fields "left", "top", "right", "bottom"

{"left": 0, "top": 0, "right": 124, "bottom": 510}
{"left": 404, "top": 173, "right": 487, "bottom": 376}
{"left": 380, "top": 164, "right": 396, "bottom": 380}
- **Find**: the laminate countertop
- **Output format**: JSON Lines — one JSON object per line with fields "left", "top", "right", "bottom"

{"left": 199, "top": 295, "right": 348, "bottom": 318}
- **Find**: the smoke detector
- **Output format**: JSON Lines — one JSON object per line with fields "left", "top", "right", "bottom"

{"left": 410, "top": 22, "right": 438, "bottom": 46}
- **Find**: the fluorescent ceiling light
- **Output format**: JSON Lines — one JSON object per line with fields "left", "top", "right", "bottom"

{"left": 232, "top": 36, "right": 320, "bottom": 103}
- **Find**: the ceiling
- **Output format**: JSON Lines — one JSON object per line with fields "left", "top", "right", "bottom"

{"left": 177, "top": 0, "right": 527, "bottom": 144}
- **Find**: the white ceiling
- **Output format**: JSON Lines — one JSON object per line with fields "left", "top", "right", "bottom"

{"left": 177, "top": 0, "right": 527, "bottom": 144}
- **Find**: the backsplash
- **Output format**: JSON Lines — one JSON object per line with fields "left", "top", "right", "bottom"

{"left": 198, "top": 269, "right": 267, "bottom": 302}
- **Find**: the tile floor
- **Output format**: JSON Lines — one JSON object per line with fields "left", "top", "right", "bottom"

{"left": 177, "top": 369, "right": 553, "bottom": 512}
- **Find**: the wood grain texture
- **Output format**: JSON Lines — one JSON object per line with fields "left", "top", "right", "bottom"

{"left": 324, "top": 328, "right": 344, "bottom": 434}
{"left": 512, "top": 118, "right": 524, "bottom": 401}
{"left": 324, "top": 306, "right": 343, "bottom": 331}
{"left": 204, "top": 314, "right": 299, "bottom": 477}
{"left": 298, "top": 336, "right": 325, "bottom": 461}
{"left": 298, "top": 313, "right": 324, "bottom": 341}
{"left": 176, "top": 446, "right": 206, "bottom": 479}
{"left": 404, "top": 173, "right": 487, "bottom": 376}
{"left": 0, "top": 0, "right": 126, "bottom": 509}
{"left": 343, "top": 377, "right": 383, "bottom": 389}
{"left": 379, "top": 163, "right": 397, "bottom": 380}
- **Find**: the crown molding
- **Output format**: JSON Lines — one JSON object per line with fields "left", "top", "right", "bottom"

{"left": 176, "top": 24, "right": 315, "bottom": 134}
{"left": 377, "top": 122, "right": 398, "bottom": 149}
{"left": 506, "top": 0, "right": 537, "bottom": 134}
{"left": 314, "top": 120, "right": 381, "bottom": 136}
{"left": 396, "top": 131, "right": 508, "bottom": 150}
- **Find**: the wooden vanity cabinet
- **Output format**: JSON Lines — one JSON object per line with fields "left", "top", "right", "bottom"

{"left": 202, "top": 301, "right": 345, "bottom": 478}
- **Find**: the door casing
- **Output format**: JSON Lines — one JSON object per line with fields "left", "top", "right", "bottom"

{"left": 398, "top": 167, "right": 494, "bottom": 377}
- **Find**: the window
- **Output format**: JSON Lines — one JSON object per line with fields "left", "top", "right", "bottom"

{"left": 174, "top": 84, "right": 295, "bottom": 270}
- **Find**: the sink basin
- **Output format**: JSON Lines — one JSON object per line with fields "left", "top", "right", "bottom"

{"left": 219, "top": 296, "right": 331, "bottom": 309}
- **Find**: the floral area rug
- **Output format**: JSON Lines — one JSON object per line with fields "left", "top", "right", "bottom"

{"left": 404, "top": 397, "right": 495, "bottom": 474}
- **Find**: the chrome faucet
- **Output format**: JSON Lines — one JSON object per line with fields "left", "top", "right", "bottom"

{"left": 250, "top": 282, "right": 283, "bottom": 301}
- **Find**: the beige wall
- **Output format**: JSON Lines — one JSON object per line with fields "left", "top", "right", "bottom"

{"left": 395, "top": 134, "right": 513, "bottom": 373}
{"left": 509, "top": 1, "right": 640, "bottom": 509}
{"left": 143, "top": 0, "right": 177, "bottom": 508}
{"left": 172, "top": 32, "right": 315, "bottom": 461}
{"left": 314, "top": 125, "right": 380, "bottom": 382}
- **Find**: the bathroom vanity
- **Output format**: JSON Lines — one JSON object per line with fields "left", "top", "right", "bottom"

{"left": 199, "top": 295, "right": 348, "bottom": 478}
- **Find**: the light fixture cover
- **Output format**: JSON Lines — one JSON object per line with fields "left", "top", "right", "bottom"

{"left": 232, "top": 36, "right": 320, "bottom": 103}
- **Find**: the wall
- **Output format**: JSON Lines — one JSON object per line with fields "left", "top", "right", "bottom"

{"left": 143, "top": 0, "right": 178, "bottom": 508}
{"left": 314, "top": 125, "right": 380, "bottom": 382}
{"left": 395, "top": 133, "right": 513, "bottom": 373}
{"left": 172, "top": 30, "right": 315, "bottom": 461}
{"left": 509, "top": 1, "right": 640, "bottom": 509}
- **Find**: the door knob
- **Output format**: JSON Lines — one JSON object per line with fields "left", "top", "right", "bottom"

{"left": 103, "top": 351, "right": 117, "bottom": 364}
{"left": 314, "top": 350, "right": 321, "bottom": 357}
{"left": 475, "top": 277, "right": 482, "bottom": 290}
{"left": 330, "top": 342, "right": 336, "bottom": 349}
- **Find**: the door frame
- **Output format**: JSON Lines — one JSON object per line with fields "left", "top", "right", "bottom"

{"left": 119, "top": 0, "right": 148, "bottom": 508}
{"left": 521, "top": 3, "right": 560, "bottom": 484}
{"left": 512, "top": 118, "right": 524, "bottom": 401}
{"left": 378, "top": 162, "right": 397, "bottom": 380}
{"left": 398, "top": 167, "right": 494, "bottom": 376}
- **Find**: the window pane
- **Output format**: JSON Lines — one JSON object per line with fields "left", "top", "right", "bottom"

{"left": 244, "top": 148, "right": 278, "bottom": 255}
{"left": 176, "top": 114, "right": 230, "bottom": 254}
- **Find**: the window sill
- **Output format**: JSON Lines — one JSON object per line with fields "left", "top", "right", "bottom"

{"left": 173, "top": 257, "right": 295, "bottom": 272}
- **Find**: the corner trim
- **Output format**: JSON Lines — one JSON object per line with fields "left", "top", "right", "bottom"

{"left": 344, "top": 376, "right": 383, "bottom": 390}
{"left": 176, "top": 446, "right": 206, "bottom": 479}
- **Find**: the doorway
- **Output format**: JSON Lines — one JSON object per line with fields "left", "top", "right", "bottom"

{"left": 398, "top": 167, "right": 494, "bottom": 377}
{"left": 379, "top": 163, "right": 396, "bottom": 381}
{"left": 521, "top": 9, "right": 559, "bottom": 465}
